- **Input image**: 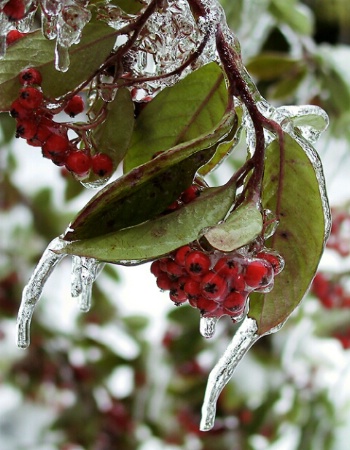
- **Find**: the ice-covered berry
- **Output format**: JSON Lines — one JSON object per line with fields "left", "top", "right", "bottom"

{"left": 3, "top": 0, "right": 26, "bottom": 21}
{"left": 185, "top": 251, "right": 211, "bottom": 278}
{"left": 19, "top": 68, "right": 42, "bottom": 86}
{"left": 18, "top": 86, "right": 43, "bottom": 110}
{"left": 65, "top": 151, "right": 91, "bottom": 177}
{"left": 91, "top": 153, "right": 114, "bottom": 177}
{"left": 200, "top": 272, "right": 228, "bottom": 301}
{"left": 64, "top": 95, "right": 85, "bottom": 117}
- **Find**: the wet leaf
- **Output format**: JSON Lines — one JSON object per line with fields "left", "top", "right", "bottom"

{"left": 204, "top": 202, "right": 263, "bottom": 252}
{"left": 58, "top": 179, "right": 236, "bottom": 263}
{"left": 63, "top": 112, "right": 234, "bottom": 241}
{"left": 0, "top": 21, "right": 117, "bottom": 110}
{"left": 124, "top": 62, "right": 229, "bottom": 171}
{"left": 90, "top": 87, "right": 134, "bottom": 171}
{"left": 109, "top": 0, "right": 144, "bottom": 14}
{"left": 249, "top": 134, "right": 326, "bottom": 335}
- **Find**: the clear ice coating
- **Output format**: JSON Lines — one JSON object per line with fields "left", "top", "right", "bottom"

{"left": 71, "top": 256, "right": 104, "bottom": 312}
{"left": 200, "top": 316, "right": 219, "bottom": 339}
{"left": 16, "top": 237, "right": 103, "bottom": 348}
{"left": 200, "top": 317, "right": 260, "bottom": 431}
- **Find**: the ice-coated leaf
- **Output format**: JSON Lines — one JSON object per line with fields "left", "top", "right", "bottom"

{"left": 58, "top": 179, "right": 236, "bottom": 263}
{"left": 123, "top": 62, "right": 229, "bottom": 172}
{"left": 0, "top": 21, "right": 117, "bottom": 110}
{"left": 92, "top": 87, "right": 134, "bottom": 165}
{"left": 249, "top": 134, "right": 326, "bottom": 335}
{"left": 204, "top": 202, "right": 263, "bottom": 252}
{"left": 63, "top": 112, "right": 235, "bottom": 241}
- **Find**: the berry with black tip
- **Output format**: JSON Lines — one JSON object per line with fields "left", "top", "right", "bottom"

{"left": 91, "top": 153, "right": 114, "bottom": 177}
{"left": 18, "top": 86, "right": 43, "bottom": 110}
{"left": 65, "top": 151, "right": 91, "bottom": 177}
{"left": 19, "top": 68, "right": 42, "bottom": 86}
{"left": 64, "top": 95, "right": 85, "bottom": 117}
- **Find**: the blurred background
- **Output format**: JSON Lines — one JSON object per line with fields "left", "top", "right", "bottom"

{"left": 2, "top": 0, "right": 350, "bottom": 449}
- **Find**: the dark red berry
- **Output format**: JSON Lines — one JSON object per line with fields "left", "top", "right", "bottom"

{"left": 19, "top": 68, "right": 42, "bottom": 86}
{"left": 18, "top": 87, "right": 43, "bottom": 110}
{"left": 244, "top": 259, "right": 272, "bottom": 289}
{"left": 16, "top": 118, "right": 38, "bottom": 139}
{"left": 214, "top": 257, "right": 240, "bottom": 277}
{"left": 3, "top": 0, "right": 26, "bottom": 21}
{"left": 200, "top": 272, "right": 228, "bottom": 301}
{"left": 156, "top": 274, "right": 172, "bottom": 291}
{"left": 256, "top": 251, "right": 284, "bottom": 275}
{"left": 10, "top": 99, "right": 31, "bottom": 120}
{"left": 229, "top": 273, "right": 246, "bottom": 292}
{"left": 65, "top": 151, "right": 91, "bottom": 177}
{"left": 150, "top": 260, "right": 163, "bottom": 278}
{"left": 185, "top": 251, "right": 211, "bottom": 277}
{"left": 169, "top": 283, "right": 187, "bottom": 304}
{"left": 174, "top": 245, "right": 192, "bottom": 266}
{"left": 91, "top": 153, "right": 114, "bottom": 177}
{"left": 183, "top": 279, "right": 201, "bottom": 299}
{"left": 224, "top": 291, "right": 247, "bottom": 312}
{"left": 181, "top": 184, "right": 201, "bottom": 203}
{"left": 6, "top": 30, "right": 25, "bottom": 45}
{"left": 164, "top": 261, "right": 184, "bottom": 279}
{"left": 196, "top": 296, "right": 218, "bottom": 314}
{"left": 64, "top": 95, "right": 84, "bottom": 117}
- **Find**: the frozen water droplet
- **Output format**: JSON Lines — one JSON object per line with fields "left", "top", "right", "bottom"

{"left": 200, "top": 317, "right": 259, "bottom": 431}
{"left": 41, "top": 13, "right": 57, "bottom": 40}
{"left": 74, "top": 257, "right": 104, "bottom": 312}
{"left": 263, "top": 209, "right": 279, "bottom": 239}
{"left": 16, "top": 237, "right": 67, "bottom": 349}
{"left": 55, "top": 42, "right": 70, "bottom": 72}
{"left": 200, "top": 316, "right": 218, "bottom": 338}
{"left": 71, "top": 255, "right": 82, "bottom": 298}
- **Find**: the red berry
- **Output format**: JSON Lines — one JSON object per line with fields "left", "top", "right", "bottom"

{"left": 224, "top": 291, "right": 247, "bottom": 312}
{"left": 35, "top": 117, "right": 55, "bottom": 143}
{"left": 64, "top": 95, "right": 84, "bottom": 117}
{"left": 169, "top": 282, "right": 188, "bottom": 304}
{"left": 256, "top": 251, "right": 284, "bottom": 275}
{"left": 16, "top": 118, "right": 38, "bottom": 139}
{"left": 164, "top": 261, "right": 184, "bottom": 279}
{"left": 174, "top": 245, "right": 192, "bottom": 266}
{"left": 9, "top": 99, "right": 31, "bottom": 120}
{"left": 180, "top": 184, "right": 201, "bottom": 203}
{"left": 65, "top": 151, "right": 91, "bottom": 177}
{"left": 196, "top": 296, "right": 218, "bottom": 314}
{"left": 229, "top": 273, "right": 246, "bottom": 292}
{"left": 244, "top": 259, "right": 272, "bottom": 289}
{"left": 156, "top": 274, "right": 172, "bottom": 291}
{"left": 19, "top": 68, "right": 42, "bottom": 86}
{"left": 200, "top": 272, "right": 228, "bottom": 301}
{"left": 6, "top": 30, "right": 25, "bottom": 45}
{"left": 150, "top": 260, "right": 163, "bottom": 278}
{"left": 185, "top": 251, "right": 211, "bottom": 277}
{"left": 3, "top": 0, "right": 26, "bottom": 21}
{"left": 183, "top": 279, "right": 201, "bottom": 299}
{"left": 18, "top": 87, "right": 43, "bottom": 110}
{"left": 91, "top": 153, "right": 114, "bottom": 177}
{"left": 214, "top": 257, "right": 240, "bottom": 277}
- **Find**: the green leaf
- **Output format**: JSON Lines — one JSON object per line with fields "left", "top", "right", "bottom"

{"left": 109, "top": 0, "right": 144, "bottom": 14}
{"left": 123, "top": 62, "right": 229, "bottom": 171}
{"left": 92, "top": 87, "right": 134, "bottom": 166}
{"left": 58, "top": 179, "right": 236, "bottom": 263}
{"left": 246, "top": 53, "right": 301, "bottom": 81}
{"left": 269, "top": 0, "right": 313, "bottom": 35}
{"left": 270, "top": 68, "right": 307, "bottom": 100}
{"left": 203, "top": 202, "right": 263, "bottom": 252}
{"left": 249, "top": 134, "right": 326, "bottom": 335}
{"left": 0, "top": 21, "right": 117, "bottom": 111}
{"left": 63, "top": 112, "right": 235, "bottom": 241}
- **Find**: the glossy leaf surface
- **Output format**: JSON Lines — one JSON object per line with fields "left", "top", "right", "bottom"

{"left": 59, "top": 181, "right": 236, "bottom": 263}
{"left": 124, "top": 62, "right": 229, "bottom": 171}
{"left": 63, "top": 112, "right": 234, "bottom": 241}
{"left": 204, "top": 202, "right": 263, "bottom": 252}
{"left": 249, "top": 134, "right": 326, "bottom": 335}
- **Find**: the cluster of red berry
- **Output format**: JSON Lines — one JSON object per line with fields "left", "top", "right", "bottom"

{"left": 327, "top": 208, "right": 350, "bottom": 257}
{"left": 312, "top": 273, "right": 350, "bottom": 309}
{"left": 9, "top": 67, "right": 114, "bottom": 179}
{"left": 151, "top": 241, "right": 284, "bottom": 319}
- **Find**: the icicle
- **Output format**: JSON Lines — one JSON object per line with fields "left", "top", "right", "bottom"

{"left": 73, "top": 257, "right": 104, "bottom": 312}
{"left": 200, "top": 317, "right": 260, "bottom": 431}
{"left": 200, "top": 316, "right": 218, "bottom": 339}
{"left": 16, "top": 237, "right": 66, "bottom": 349}
{"left": 55, "top": 42, "right": 70, "bottom": 72}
